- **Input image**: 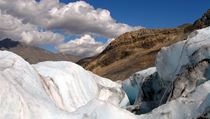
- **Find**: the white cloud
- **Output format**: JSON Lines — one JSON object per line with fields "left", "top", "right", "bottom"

{"left": 47, "top": 1, "right": 142, "bottom": 38}
{"left": 0, "top": 10, "right": 64, "bottom": 45}
{"left": 0, "top": 0, "right": 142, "bottom": 38}
{"left": 57, "top": 34, "right": 112, "bottom": 58}
{"left": 0, "top": 0, "right": 60, "bottom": 26}
{"left": 21, "top": 31, "right": 64, "bottom": 45}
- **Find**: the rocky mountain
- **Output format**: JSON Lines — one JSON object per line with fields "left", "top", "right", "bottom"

{"left": 0, "top": 39, "right": 79, "bottom": 63}
{"left": 78, "top": 9, "right": 210, "bottom": 81}
{"left": 192, "top": 9, "right": 210, "bottom": 29}
{"left": 78, "top": 28, "right": 188, "bottom": 81}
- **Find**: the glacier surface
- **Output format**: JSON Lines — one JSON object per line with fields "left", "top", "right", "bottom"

{"left": 0, "top": 51, "right": 133, "bottom": 119}
{"left": 1, "top": 26, "right": 210, "bottom": 119}
{"left": 156, "top": 27, "right": 210, "bottom": 81}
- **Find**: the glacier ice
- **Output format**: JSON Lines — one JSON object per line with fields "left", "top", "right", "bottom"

{"left": 1, "top": 26, "right": 210, "bottom": 119}
{"left": 33, "top": 61, "right": 128, "bottom": 112}
{"left": 0, "top": 51, "right": 71, "bottom": 119}
{"left": 122, "top": 67, "right": 157, "bottom": 104}
{"left": 156, "top": 27, "right": 210, "bottom": 81}
{"left": 0, "top": 50, "right": 133, "bottom": 119}
{"left": 138, "top": 80, "right": 210, "bottom": 119}
{"left": 168, "top": 59, "right": 210, "bottom": 101}
{"left": 123, "top": 67, "right": 167, "bottom": 114}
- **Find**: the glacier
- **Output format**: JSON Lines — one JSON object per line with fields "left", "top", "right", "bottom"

{"left": 0, "top": 51, "right": 71, "bottom": 119}
{"left": 122, "top": 67, "right": 166, "bottom": 114}
{"left": 0, "top": 51, "right": 133, "bottom": 119}
{"left": 1, "top": 26, "right": 210, "bottom": 119}
{"left": 123, "top": 67, "right": 157, "bottom": 104}
{"left": 33, "top": 61, "right": 129, "bottom": 112}
{"left": 123, "top": 26, "right": 210, "bottom": 118}
{"left": 156, "top": 26, "right": 210, "bottom": 81}
{"left": 138, "top": 79, "right": 210, "bottom": 119}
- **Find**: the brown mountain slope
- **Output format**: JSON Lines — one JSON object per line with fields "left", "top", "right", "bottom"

{"left": 78, "top": 9, "right": 210, "bottom": 81}
{"left": 78, "top": 28, "right": 188, "bottom": 80}
{"left": 0, "top": 39, "right": 80, "bottom": 63}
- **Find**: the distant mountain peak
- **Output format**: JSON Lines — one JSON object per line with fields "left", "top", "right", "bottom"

{"left": 193, "top": 9, "right": 210, "bottom": 29}
{"left": 0, "top": 39, "right": 20, "bottom": 49}
{"left": 0, "top": 38, "right": 80, "bottom": 63}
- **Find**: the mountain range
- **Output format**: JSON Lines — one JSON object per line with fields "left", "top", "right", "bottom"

{"left": 0, "top": 39, "right": 79, "bottom": 63}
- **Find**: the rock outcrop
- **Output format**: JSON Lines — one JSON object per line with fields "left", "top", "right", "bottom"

{"left": 192, "top": 9, "right": 210, "bottom": 30}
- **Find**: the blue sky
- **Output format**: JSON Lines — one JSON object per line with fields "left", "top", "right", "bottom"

{"left": 60, "top": 0, "right": 210, "bottom": 28}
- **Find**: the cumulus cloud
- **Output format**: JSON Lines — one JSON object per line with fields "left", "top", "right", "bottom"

{"left": 21, "top": 31, "right": 64, "bottom": 45}
{"left": 48, "top": 1, "right": 142, "bottom": 38}
{"left": 0, "top": 10, "right": 64, "bottom": 45}
{"left": 57, "top": 34, "right": 112, "bottom": 58}
{"left": 0, "top": 0, "right": 60, "bottom": 26}
{"left": 0, "top": 0, "right": 142, "bottom": 38}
